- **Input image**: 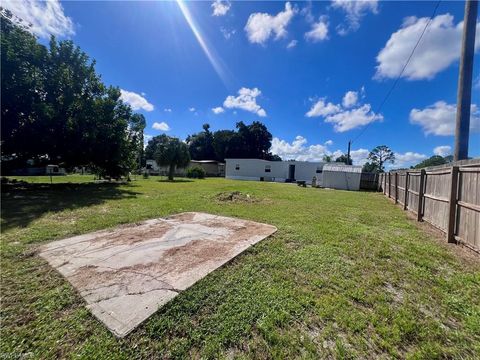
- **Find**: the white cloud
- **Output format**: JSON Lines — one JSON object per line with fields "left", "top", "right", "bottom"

{"left": 410, "top": 101, "right": 480, "bottom": 136}
{"left": 189, "top": 107, "right": 196, "bottom": 112}
{"left": 350, "top": 148, "right": 370, "bottom": 165}
{"left": 287, "top": 39, "right": 298, "bottom": 49}
{"left": 245, "top": 2, "right": 296, "bottom": 45}
{"left": 270, "top": 136, "right": 328, "bottom": 161}
{"left": 143, "top": 134, "right": 153, "bottom": 149}
{"left": 342, "top": 90, "right": 358, "bottom": 108}
{"left": 376, "top": 14, "right": 480, "bottom": 80}
{"left": 212, "top": 0, "right": 231, "bottom": 16}
{"left": 270, "top": 136, "right": 368, "bottom": 165}
{"left": 332, "top": 0, "right": 378, "bottom": 35}
{"left": 212, "top": 107, "right": 225, "bottom": 114}
{"left": 120, "top": 90, "right": 154, "bottom": 112}
{"left": 392, "top": 152, "right": 427, "bottom": 168}
{"left": 220, "top": 27, "right": 236, "bottom": 39}
{"left": 306, "top": 89, "right": 382, "bottom": 132}
{"left": 164, "top": 108, "right": 172, "bottom": 112}
{"left": 152, "top": 122, "right": 170, "bottom": 131}
{"left": 305, "top": 19, "right": 329, "bottom": 42}
{"left": 1, "top": 0, "right": 75, "bottom": 38}
{"left": 434, "top": 145, "right": 452, "bottom": 157}
{"left": 223, "top": 87, "right": 267, "bottom": 117}
{"left": 306, "top": 99, "right": 340, "bottom": 117}
{"left": 325, "top": 104, "right": 383, "bottom": 132}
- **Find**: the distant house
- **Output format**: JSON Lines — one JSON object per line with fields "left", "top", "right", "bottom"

{"left": 322, "top": 164, "right": 362, "bottom": 191}
{"left": 146, "top": 160, "right": 225, "bottom": 177}
{"left": 225, "top": 159, "right": 325, "bottom": 185}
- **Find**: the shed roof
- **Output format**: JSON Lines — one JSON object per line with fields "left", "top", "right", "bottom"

{"left": 323, "top": 164, "right": 362, "bottom": 173}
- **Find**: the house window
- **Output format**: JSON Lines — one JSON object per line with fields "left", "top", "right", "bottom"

{"left": 235, "top": 164, "right": 240, "bottom": 170}
{"left": 316, "top": 167, "right": 322, "bottom": 174}
{"left": 265, "top": 165, "right": 271, "bottom": 173}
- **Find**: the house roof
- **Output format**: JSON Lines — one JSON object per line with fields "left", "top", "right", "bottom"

{"left": 191, "top": 160, "right": 223, "bottom": 164}
{"left": 323, "top": 164, "right": 362, "bottom": 173}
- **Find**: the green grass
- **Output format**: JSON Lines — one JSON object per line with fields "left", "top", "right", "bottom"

{"left": 1, "top": 176, "right": 479, "bottom": 359}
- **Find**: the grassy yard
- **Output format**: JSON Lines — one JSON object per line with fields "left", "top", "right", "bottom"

{"left": 1, "top": 176, "right": 479, "bottom": 359}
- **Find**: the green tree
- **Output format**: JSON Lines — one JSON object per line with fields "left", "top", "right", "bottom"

{"left": 367, "top": 145, "right": 395, "bottom": 173}
{"left": 322, "top": 155, "right": 332, "bottom": 162}
{"left": 212, "top": 129, "right": 236, "bottom": 162}
{"left": 153, "top": 135, "right": 191, "bottom": 181}
{"left": 412, "top": 155, "right": 447, "bottom": 169}
{"left": 1, "top": 15, "right": 145, "bottom": 178}
{"left": 335, "top": 154, "right": 353, "bottom": 165}
{"left": 362, "top": 162, "right": 380, "bottom": 173}
{"left": 187, "top": 123, "right": 215, "bottom": 160}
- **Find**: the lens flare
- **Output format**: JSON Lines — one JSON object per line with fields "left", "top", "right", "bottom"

{"left": 176, "top": 0, "right": 229, "bottom": 86}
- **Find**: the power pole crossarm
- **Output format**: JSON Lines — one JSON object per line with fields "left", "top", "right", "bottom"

{"left": 454, "top": 0, "right": 478, "bottom": 161}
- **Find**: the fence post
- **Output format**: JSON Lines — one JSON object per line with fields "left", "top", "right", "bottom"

{"left": 384, "top": 173, "right": 387, "bottom": 195}
{"left": 417, "top": 169, "right": 425, "bottom": 221}
{"left": 388, "top": 172, "right": 391, "bottom": 198}
{"left": 403, "top": 172, "right": 409, "bottom": 210}
{"left": 394, "top": 172, "right": 398, "bottom": 204}
{"left": 446, "top": 166, "right": 459, "bottom": 243}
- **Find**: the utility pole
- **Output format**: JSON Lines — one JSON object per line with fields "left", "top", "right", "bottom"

{"left": 347, "top": 140, "right": 351, "bottom": 165}
{"left": 454, "top": 0, "right": 478, "bottom": 161}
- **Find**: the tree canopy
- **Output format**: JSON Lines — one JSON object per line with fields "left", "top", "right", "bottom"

{"left": 152, "top": 135, "right": 191, "bottom": 181}
{"left": 185, "top": 121, "right": 280, "bottom": 162}
{"left": 335, "top": 154, "right": 352, "bottom": 165}
{"left": 412, "top": 155, "right": 447, "bottom": 169}
{"left": 364, "top": 145, "right": 395, "bottom": 173}
{"left": 1, "top": 15, "right": 145, "bottom": 177}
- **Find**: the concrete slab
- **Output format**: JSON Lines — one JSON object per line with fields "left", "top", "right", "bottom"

{"left": 39, "top": 212, "right": 277, "bottom": 337}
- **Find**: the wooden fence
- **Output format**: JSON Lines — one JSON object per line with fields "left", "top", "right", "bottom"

{"left": 360, "top": 172, "right": 379, "bottom": 190}
{"left": 378, "top": 160, "right": 480, "bottom": 253}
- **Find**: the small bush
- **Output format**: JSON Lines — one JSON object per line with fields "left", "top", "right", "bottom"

{"left": 143, "top": 171, "right": 150, "bottom": 179}
{"left": 186, "top": 166, "right": 206, "bottom": 179}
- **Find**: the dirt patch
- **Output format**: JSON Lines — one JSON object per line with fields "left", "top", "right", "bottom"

{"left": 101, "top": 222, "right": 172, "bottom": 246}
{"left": 215, "top": 191, "right": 258, "bottom": 203}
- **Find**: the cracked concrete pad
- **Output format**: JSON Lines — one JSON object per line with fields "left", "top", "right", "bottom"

{"left": 39, "top": 212, "right": 277, "bottom": 337}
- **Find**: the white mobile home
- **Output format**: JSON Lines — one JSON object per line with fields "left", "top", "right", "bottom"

{"left": 322, "top": 164, "right": 362, "bottom": 191}
{"left": 225, "top": 159, "right": 325, "bottom": 185}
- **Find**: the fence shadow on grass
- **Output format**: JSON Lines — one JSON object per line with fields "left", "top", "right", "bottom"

{"left": 1, "top": 182, "right": 140, "bottom": 231}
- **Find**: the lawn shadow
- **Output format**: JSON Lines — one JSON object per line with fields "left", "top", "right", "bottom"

{"left": 1, "top": 182, "right": 140, "bottom": 231}
{"left": 158, "top": 179, "right": 194, "bottom": 183}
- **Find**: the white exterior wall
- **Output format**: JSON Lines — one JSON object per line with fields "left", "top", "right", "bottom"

{"left": 290, "top": 161, "right": 324, "bottom": 185}
{"left": 322, "top": 171, "right": 361, "bottom": 190}
{"left": 226, "top": 159, "right": 287, "bottom": 182}
{"left": 225, "top": 159, "right": 324, "bottom": 185}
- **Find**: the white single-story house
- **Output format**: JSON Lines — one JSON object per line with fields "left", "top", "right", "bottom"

{"left": 322, "top": 163, "right": 362, "bottom": 191}
{"left": 225, "top": 159, "right": 325, "bottom": 185}
{"left": 146, "top": 159, "right": 225, "bottom": 177}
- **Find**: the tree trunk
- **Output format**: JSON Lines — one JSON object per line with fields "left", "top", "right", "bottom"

{"left": 168, "top": 163, "right": 175, "bottom": 181}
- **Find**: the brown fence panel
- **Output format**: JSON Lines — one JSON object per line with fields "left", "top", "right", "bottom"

{"left": 422, "top": 170, "right": 451, "bottom": 232}
{"left": 455, "top": 167, "right": 480, "bottom": 251}
{"left": 397, "top": 172, "right": 407, "bottom": 206}
{"left": 407, "top": 172, "right": 421, "bottom": 214}
{"left": 360, "top": 173, "right": 378, "bottom": 190}
{"left": 378, "top": 159, "right": 479, "bottom": 253}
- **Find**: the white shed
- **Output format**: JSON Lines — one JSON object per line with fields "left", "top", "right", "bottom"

{"left": 322, "top": 164, "right": 362, "bottom": 191}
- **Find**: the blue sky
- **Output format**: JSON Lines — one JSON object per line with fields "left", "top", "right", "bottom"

{"left": 4, "top": 0, "right": 480, "bottom": 167}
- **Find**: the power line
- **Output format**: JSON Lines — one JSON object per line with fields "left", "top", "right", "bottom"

{"left": 352, "top": 0, "right": 442, "bottom": 144}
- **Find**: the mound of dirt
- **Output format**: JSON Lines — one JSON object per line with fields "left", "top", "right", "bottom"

{"left": 215, "top": 191, "right": 257, "bottom": 203}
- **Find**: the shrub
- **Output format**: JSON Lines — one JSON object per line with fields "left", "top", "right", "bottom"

{"left": 143, "top": 171, "right": 150, "bottom": 179}
{"left": 186, "top": 166, "right": 206, "bottom": 179}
